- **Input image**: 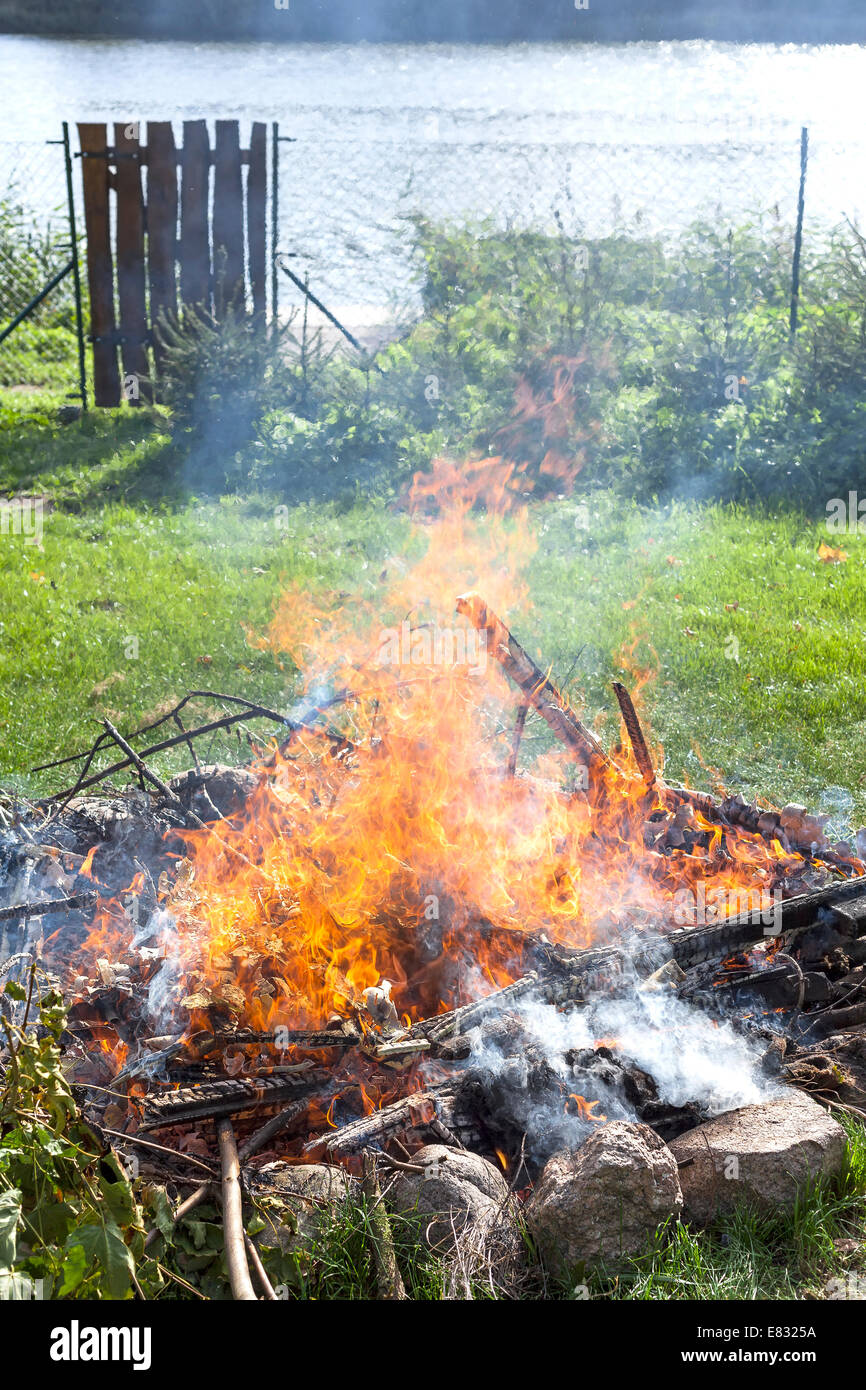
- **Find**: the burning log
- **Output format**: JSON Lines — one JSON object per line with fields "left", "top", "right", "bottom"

{"left": 141, "top": 1070, "right": 326, "bottom": 1130}
{"left": 398, "top": 974, "right": 541, "bottom": 1050}
{"left": 668, "top": 872, "right": 866, "bottom": 970}
{"left": 612, "top": 681, "right": 656, "bottom": 788}
{"left": 312, "top": 1083, "right": 460, "bottom": 1159}
{"left": 456, "top": 593, "right": 856, "bottom": 868}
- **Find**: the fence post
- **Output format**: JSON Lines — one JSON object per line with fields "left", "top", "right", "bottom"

{"left": 789, "top": 126, "right": 808, "bottom": 339}
{"left": 62, "top": 121, "right": 87, "bottom": 410}
{"left": 77, "top": 122, "right": 121, "bottom": 406}
{"left": 271, "top": 121, "right": 279, "bottom": 329}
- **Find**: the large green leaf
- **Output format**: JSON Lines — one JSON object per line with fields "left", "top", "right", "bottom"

{"left": 64, "top": 1219, "right": 134, "bottom": 1300}
{"left": 0, "top": 1188, "right": 22, "bottom": 1267}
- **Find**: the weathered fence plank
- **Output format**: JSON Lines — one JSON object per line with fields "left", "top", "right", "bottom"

{"left": 180, "top": 119, "right": 211, "bottom": 314}
{"left": 77, "top": 123, "right": 120, "bottom": 406}
{"left": 146, "top": 121, "right": 179, "bottom": 372}
{"left": 79, "top": 118, "right": 271, "bottom": 403}
{"left": 213, "top": 120, "right": 245, "bottom": 316}
{"left": 113, "top": 123, "right": 150, "bottom": 402}
{"left": 247, "top": 122, "right": 267, "bottom": 320}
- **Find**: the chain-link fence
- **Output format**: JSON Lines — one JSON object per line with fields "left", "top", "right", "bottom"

{"left": 0, "top": 118, "right": 863, "bottom": 393}
{"left": 0, "top": 136, "right": 83, "bottom": 396}
{"left": 274, "top": 121, "right": 864, "bottom": 348}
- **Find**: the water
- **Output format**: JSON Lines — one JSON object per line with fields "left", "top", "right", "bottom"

{"left": 1, "top": 37, "right": 865, "bottom": 315}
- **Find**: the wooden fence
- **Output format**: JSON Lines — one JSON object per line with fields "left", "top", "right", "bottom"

{"left": 76, "top": 119, "right": 271, "bottom": 406}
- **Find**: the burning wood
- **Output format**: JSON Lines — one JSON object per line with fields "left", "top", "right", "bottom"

{"left": 141, "top": 1071, "right": 325, "bottom": 1129}
{"left": 456, "top": 590, "right": 617, "bottom": 777}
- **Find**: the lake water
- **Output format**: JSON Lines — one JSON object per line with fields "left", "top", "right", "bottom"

{"left": 1, "top": 37, "right": 865, "bottom": 317}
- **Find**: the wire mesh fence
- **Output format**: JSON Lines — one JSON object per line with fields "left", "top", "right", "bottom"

{"left": 0, "top": 119, "right": 862, "bottom": 394}
{"left": 0, "top": 137, "right": 80, "bottom": 395}
{"left": 274, "top": 122, "right": 863, "bottom": 350}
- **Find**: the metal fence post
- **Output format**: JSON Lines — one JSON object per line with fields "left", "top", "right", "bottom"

{"left": 62, "top": 121, "right": 88, "bottom": 410}
{"left": 789, "top": 126, "right": 808, "bottom": 340}
{"left": 271, "top": 121, "right": 279, "bottom": 328}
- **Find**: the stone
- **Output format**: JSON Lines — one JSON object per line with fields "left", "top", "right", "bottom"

{"left": 386, "top": 1143, "right": 516, "bottom": 1253}
{"left": 247, "top": 1161, "right": 355, "bottom": 1249}
{"left": 669, "top": 1089, "right": 846, "bottom": 1224}
{"left": 169, "top": 764, "right": 259, "bottom": 818}
{"left": 525, "top": 1121, "right": 682, "bottom": 1276}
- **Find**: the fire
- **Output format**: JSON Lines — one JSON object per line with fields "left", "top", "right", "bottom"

{"left": 67, "top": 454, "right": 853, "bottom": 1046}
{"left": 566, "top": 1094, "right": 606, "bottom": 1123}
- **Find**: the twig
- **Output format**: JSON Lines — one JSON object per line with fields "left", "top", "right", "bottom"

{"left": 174, "top": 712, "right": 201, "bottom": 772}
{"left": 217, "top": 1118, "right": 258, "bottom": 1301}
{"left": 98, "top": 1127, "right": 220, "bottom": 1177}
{"left": 245, "top": 1233, "right": 278, "bottom": 1301}
{"left": 612, "top": 680, "right": 655, "bottom": 788}
{"left": 153, "top": 1261, "right": 209, "bottom": 1299}
{"left": 144, "top": 1183, "right": 217, "bottom": 1251}
{"left": 40, "top": 687, "right": 353, "bottom": 794}
{"left": 362, "top": 1151, "right": 407, "bottom": 1301}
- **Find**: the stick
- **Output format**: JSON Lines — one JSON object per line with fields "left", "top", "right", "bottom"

{"left": 362, "top": 1152, "right": 407, "bottom": 1301}
{"left": 144, "top": 1183, "right": 217, "bottom": 1251}
{"left": 507, "top": 702, "right": 528, "bottom": 778}
{"left": 0, "top": 890, "right": 98, "bottom": 925}
{"left": 245, "top": 1233, "right": 279, "bottom": 1301}
{"left": 456, "top": 592, "right": 617, "bottom": 775}
{"left": 217, "top": 1119, "right": 258, "bottom": 1301}
{"left": 612, "top": 681, "right": 655, "bottom": 787}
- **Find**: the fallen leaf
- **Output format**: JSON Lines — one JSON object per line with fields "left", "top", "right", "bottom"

{"left": 181, "top": 992, "right": 213, "bottom": 1012}
{"left": 818, "top": 542, "right": 849, "bottom": 563}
